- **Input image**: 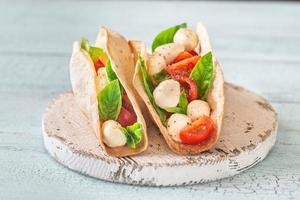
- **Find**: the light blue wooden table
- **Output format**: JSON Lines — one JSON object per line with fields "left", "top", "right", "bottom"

{"left": 0, "top": 1, "right": 299, "bottom": 199}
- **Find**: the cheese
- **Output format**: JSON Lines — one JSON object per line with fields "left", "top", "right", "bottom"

{"left": 154, "top": 43, "right": 184, "bottom": 64}
{"left": 147, "top": 53, "right": 167, "bottom": 75}
{"left": 174, "top": 28, "right": 199, "bottom": 51}
{"left": 187, "top": 100, "right": 210, "bottom": 121}
{"left": 153, "top": 79, "right": 180, "bottom": 109}
{"left": 167, "top": 113, "right": 191, "bottom": 142}
{"left": 102, "top": 120, "right": 127, "bottom": 147}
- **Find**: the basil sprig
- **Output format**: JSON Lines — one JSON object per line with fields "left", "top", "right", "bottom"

{"left": 120, "top": 122, "right": 143, "bottom": 149}
{"left": 97, "top": 79, "right": 122, "bottom": 121}
{"left": 105, "top": 60, "right": 118, "bottom": 81}
{"left": 190, "top": 52, "right": 214, "bottom": 100}
{"left": 80, "top": 38, "right": 105, "bottom": 63}
{"left": 151, "top": 23, "right": 187, "bottom": 52}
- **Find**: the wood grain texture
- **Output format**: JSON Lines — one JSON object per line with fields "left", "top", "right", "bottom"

{"left": 0, "top": 0, "right": 300, "bottom": 199}
{"left": 42, "top": 83, "right": 277, "bottom": 186}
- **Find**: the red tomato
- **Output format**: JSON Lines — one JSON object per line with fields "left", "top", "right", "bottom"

{"left": 165, "top": 69, "right": 198, "bottom": 102}
{"left": 165, "top": 56, "right": 199, "bottom": 75}
{"left": 117, "top": 107, "right": 137, "bottom": 127}
{"left": 94, "top": 58, "right": 105, "bottom": 72}
{"left": 181, "top": 78, "right": 198, "bottom": 101}
{"left": 117, "top": 93, "right": 137, "bottom": 126}
{"left": 179, "top": 116, "right": 216, "bottom": 145}
{"left": 165, "top": 55, "right": 200, "bottom": 102}
{"left": 189, "top": 50, "right": 198, "bottom": 56}
{"left": 173, "top": 51, "right": 193, "bottom": 63}
{"left": 122, "top": 93, "right": 135, "bottom": 113}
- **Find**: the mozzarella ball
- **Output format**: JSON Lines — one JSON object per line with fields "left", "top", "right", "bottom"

{"left": 187, "top": 100, "right": 210, "bottom": 121}
{"left": 97, "top": 67, "right": 109, "bottom": 91}
{"left": 153, "top": 79, "right": 180, "bottom": 109}
{"left": 174, "top": 28, "right": 199, "bottom": 51}
{"left": 147, "top": 53, "right": 167, "bottom": 75}
{"left": 167, "top": 114, "right": 191, "bottom": 142}
{"left": 102, "top": 120, "right": 127, "bottom": 147}
{"left": 154, "top": 43, "right": 184, "bottom": 64}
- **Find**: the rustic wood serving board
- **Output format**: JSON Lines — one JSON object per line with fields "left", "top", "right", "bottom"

{"left": 42, "top": 83, "right": 278, "bottom": 186}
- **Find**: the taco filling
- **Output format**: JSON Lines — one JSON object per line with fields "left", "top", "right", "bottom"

{"left": 138, "top": 23, "right": 216, "bottom": 145}
{"left": 80, "top": 38, "right": 143, "bottom": 149}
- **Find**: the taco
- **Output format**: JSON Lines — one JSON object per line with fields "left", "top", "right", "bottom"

{"left": 69, "top": 27, "right": 147, "bottom": 157}
{"left": 132, "top": 22, "right": 224, "bottom": 155}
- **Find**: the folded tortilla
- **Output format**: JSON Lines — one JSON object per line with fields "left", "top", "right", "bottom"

{"left": 132, "top": 22, "right": 224, "bottom": 155}
{"left": 69, "top": 27, "right": 148, "bottom": 157}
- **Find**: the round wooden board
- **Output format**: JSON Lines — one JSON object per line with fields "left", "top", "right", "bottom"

{"left": 42, "top": 83, "right": 278, "bottom": 186}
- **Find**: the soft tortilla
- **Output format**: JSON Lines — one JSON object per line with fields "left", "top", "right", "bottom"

{"left": 132, "top": 22, "right": 224, "bottom": 155}
{"left": 69, "top": 42, "right": 101, "bottom": 142}
{"left": 70, "top": 27, "right": 148, "bottom": 157}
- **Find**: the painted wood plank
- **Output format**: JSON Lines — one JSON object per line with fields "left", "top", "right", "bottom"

{"left": 0, "top": 1, "right": 299, "bottom": 62}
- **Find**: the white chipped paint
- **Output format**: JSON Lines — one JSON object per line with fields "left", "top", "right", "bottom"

{"left": 42, "top": 83, "right": 278, "bottom": 186}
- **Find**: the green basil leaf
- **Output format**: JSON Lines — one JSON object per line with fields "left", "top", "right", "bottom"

{"left": 179, "top": 92, "right": 188, "bottom": 113}
{"left": 119, "top": 123, "right": 143, "bottom": 149}
{"left": 80, "top": 38, "right": 90, "bottom": 52}
{"left": 190, "top": 52, "right": 214, "bottom": 100}
{"left": 164, "top": 92, "right": 188, "bottom": 114}
{"left": 151, "top": 23, "right": 187, "bottom": 52}
{"left": 97, "top": 79, "right": 122, "bottom": 120}
{"left": 89, "top": 47, "right": 104, "bottom": 63}
{"left": 164, "top": 107, "right": 185, "bottom": 114}
{"left": 139, "top": 56, "right": 155, "bottom": 94}
{"left": 126, "top": 132, "right": 136, "bottom": 149}
{"left": 105, "top": 60, "right": 123, "bottom": 95}
{"left": 138, "top": 56, "right": 167, "bottom": 125}
{"left": 80, "top": 38, "right": 104, "bottom": 63}
{"left": 152, "top": 69, "right": 171, "bottom": 84}
{"left": 126, "top": 123, "right": 143, "bottom": 148}
{"left": 105, "top": 60, "right": 118, "bottom": 81}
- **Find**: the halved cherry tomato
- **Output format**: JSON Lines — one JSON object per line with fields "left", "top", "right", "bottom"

{"left": 181, "top": 78, "right": 198, "bottom": 101}
{"left": 173, "top": 51, "right": 193, "bottom": 63}
{"left": 189, "top": 50, "right": 198, "bottom": 56}
{"left": 171, "top": 76, "right": 198, "bottom": 101}
{"left": 165, "top": 56, "right": 199, "bottom": 74}
{"left": 165, "top": 65, "right": 198, "bottom": 102}
{"left": 165, "top": 55, "right": 200, "bottom": 102}
{"left": 117, "top": 93, "right": 137, "bottom": 127}
{"left": 122, "top": 93, "right": 135, "bottom": 113}
{"left": 117, "top": 107, "right": 137, "bottom": 127}
{"left": 179, "top": 116, "right": 216, "bottom": 145}
{"left": 94, "top": 58, "right": 105, "bottom": 72}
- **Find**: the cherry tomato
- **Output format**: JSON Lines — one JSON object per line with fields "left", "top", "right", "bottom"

{"left": 165, "top": 55, "right": 199, "bottom": 102}
{"left": 173, "top": 51, "right": 193, "bottom": 63}
{"left": 165, "top": 56, "right": 199, "bottom": 75}
{"left": 181, "top": 78, "right": 198, "bottom": 101}
{"left": 94, "top": 58, "right": 105, "bottom": 72}
{"left": 117, "top": 93, "right": 137, "bottom": 127}
{"left": 179, "top": 116, "right": 216, "bottom": 145}
{"left": 165, "top": 68, "right": 198, "bottom": 101}
{"left": 122, "top": 93, "right": 135, "bottom": 113}
{"left": 117, "top": 107, "right": 137, "bottom": 127}
{"left": 189, "top": 50, "right": 198, "bottom": 56}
